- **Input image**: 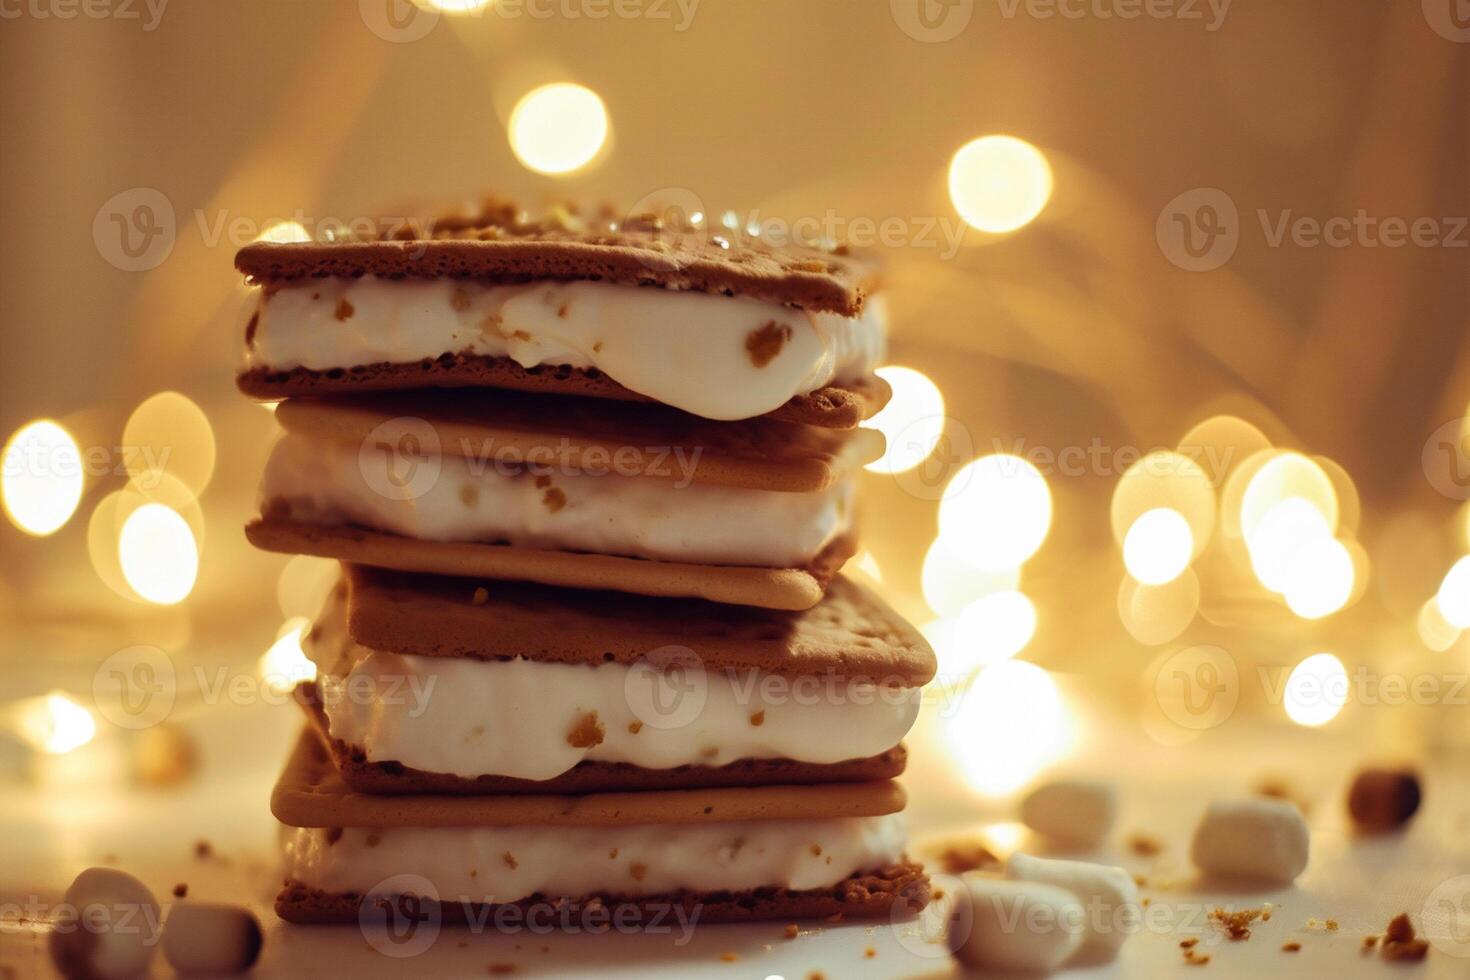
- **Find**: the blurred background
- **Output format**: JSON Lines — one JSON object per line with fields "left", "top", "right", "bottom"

{"left": 1, "top": 0, "right": 1467, "bottom": 848}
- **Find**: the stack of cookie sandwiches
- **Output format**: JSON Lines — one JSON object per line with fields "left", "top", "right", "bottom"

{"left": 236, "top": 200, "right": 936, "bottom": 928}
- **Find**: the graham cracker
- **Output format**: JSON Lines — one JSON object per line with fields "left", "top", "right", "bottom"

{"left": 235, "top": 196, "right": 880, "bottom": 316}
{"left": 296, "top": 684, "right": 908, "bottom": 795}
{"left": 272, "top": 728, "right": 907, "bottom": 829}
{"left": 238, "top": 358, "right": 890, "bottom": 430}
{"left": 276, "top": 863, "right": 930, "bottom": 925}
{"left": 247, "top": 518, "right": 855, "bottom": 611}
{"left": 342, "top": 565, "right": 936, "bottom": 686}
{"left": 272, "top": 389, "right": 882, "bottom": 492}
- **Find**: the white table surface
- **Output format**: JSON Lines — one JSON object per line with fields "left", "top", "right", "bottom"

{"left": 3, "top": 674, "right": 1468, "bottom": 979}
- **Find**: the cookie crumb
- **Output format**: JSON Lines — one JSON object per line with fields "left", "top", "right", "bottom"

{"left": 502, "top": 852, "right": 518, "bottom": 870}
{"left": 542, "top": 487, "right": 567, "bottom": 513}
{"left": 1326, "top": 919, "right": 1338, "bottom": 931}
{"left": 1362, "top": 935, "right": 1379, "bottom": 951}
{"left": 472, "top": 587, "right": 489, "bottom": 605}
{"left": 1381, "top": 912, "right": 1429, "bottom": 961}
{"left": 810, "top": 844, "right": 822, "bottom": 857}
{"left": 1282, "top": 942, "right": 1301, "bottom": 952}
{"left": 629, "top": 862, "right": 647, "bottom": 882}
{"left": 1127, "top": 833, "right": 1163, "bottom": 856}
{"left": 627, "top": 721, "right": 643, "bottom": 734}
{"left": 936, "top": 840, "right": 998, "bottom": 874}
{"left": 1183, "top": 949, "right": 1211, "bottom": 966}
{"left": 749, "top": 710, "right": 765, "bottom": 727}
{"left": 608, "top": 848, "right": 618, "bottom": 859}
{"left": 193, "top": 840, "right": 212, "bottom": 859}
{"left": 784, "top": 924, "right": 799, "bottom": 939}
{"left": 566, "top": 711, "right": 605, "bottom": 748}
{"left": 1211, "top": 906, "right": 1265, "bottom": 940}
{"left": 1180, "top": 938, "right": 1199, "bottom": 949}
{"left": 460, "top": 484, "right": 479, "bottom": 508}
{"left": 334, "top": 298, "right": 354, "bottom": 321}
{"left": 864, "top": 947, "right": 876, "bottom": 958}
{"left": 172, "top": 883, "right": 187, "bottom": 898}
{"left": 718, "top": 952, "right": 737, "bottom": 962}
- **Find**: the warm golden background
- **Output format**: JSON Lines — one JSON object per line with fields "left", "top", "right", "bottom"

{"left": 1, "top": 0, "right": 1467, "bottom": 793}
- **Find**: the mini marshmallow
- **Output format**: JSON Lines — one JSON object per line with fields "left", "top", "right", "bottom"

{"left": 1191, "top": 798, "right": 1309, "bottom": 883}
{"left": 163, "top": 903, "right": 264, "bottom": 975}
{"left": 950, "top": 877, "right": 1085, "bottom": 973}
{"left": 49, "top": 867, "right": 161, "bottom": 980}
{"left": 1020, "top": 778, "right": 1117, "bottom": 848}
{"left": 1005, "top": 852, "right": 1140, "bottom": 959}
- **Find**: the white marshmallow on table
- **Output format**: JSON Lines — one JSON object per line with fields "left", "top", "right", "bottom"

{"left": 163, "top": 903, "right": 264, "bottom": 975}
{"left": 1019, "top": 778, "right": 1117, "bottom": 848}
{"left": 48, "top": 867, "right": 161, "bottom": 980}
{"left": 1190, "top": 798, "right": 1310, "bottom": 883}
{"left": 950, "top": 877, "right": 1085, "bottom": 973}
{"left": 1005, "top": 852, "right": 1140, "bottom": 960}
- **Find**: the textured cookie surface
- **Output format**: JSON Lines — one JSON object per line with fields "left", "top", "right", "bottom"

{"left": 340, "top": 565, "right": 936, "bottom": 685}
{"left": 276, "top": 863, "right": 930, "bottom": 925}
{"left": 296, "top": 685, "right": 907, "bottom": 795}
{"left": 272, "top": 389, "right": 883, "bottom": 492}
{"left": 235, "top": 197, "right": 880, "bottom": 316}
{"left": 247, "top": 519, "right": 855, "bottom": 611}
{"left": 239, "top": 357, "right": 889, "bottom": 430}
{"left": 271, "top": 728, "right": 907, "bottom": 829}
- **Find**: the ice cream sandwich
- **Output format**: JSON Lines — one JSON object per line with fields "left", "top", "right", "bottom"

{"left": 247, "top": 389, "right": 880, "bottom": 609}
{"left": 272, "top": 730, "right": 930, "bottom": 926}
{"left": 295, "top": 565, "right": 935, "bottom": 794}
{"left": 235, "top": 199, "right": 890, "bottom": 426}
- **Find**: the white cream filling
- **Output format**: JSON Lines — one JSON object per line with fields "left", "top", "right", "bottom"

{"left": 283, "top": 814, "right": 907, "bottom": 902}
{"left": 246, "top": 277, "right": 886, "bottom": 421}
{"left": 304, "top": 590, "right": 921, "bottom": 781}
{"left": 262, "top": 431, "right": 852, "bottom": 568}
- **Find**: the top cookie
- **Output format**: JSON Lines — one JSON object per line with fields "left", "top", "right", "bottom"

{"left": 236, "top": 198, "right": 880, "bottom": 317}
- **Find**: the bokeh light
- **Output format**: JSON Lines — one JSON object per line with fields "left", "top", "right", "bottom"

{"left": 1417, "top": 597, "right": 1462, "bottom": 652}
{"left": 1283, "top": 652, "right": 1348, "bottom": 727}
{"left": 947, "top": 135, "right": 1053, "bottom": 233}
{"left": 953, "top": 591, "right": 1037, "bottom": 670}
{"left": 118, "top": 503, "right": 199, "bottom": 605}
{"left": 863, "top": 366, "right": 945, "bottom": 474}
{"left": 1239, "top": 452, "right": 1339, "bottom": 541}
{"left": 1177, "top": 415, "right": 1271, "bottom": 488}
{"left": 944, "top": 661, "right": 1070, "bottom": 796}
{"left": 921, "top": 537, "right": 1020, "bottom": 617}
{"left": 1246, "top": 497, "right": 1332, "bottom": 594}
{"left": 508, "top": 83, "right": 610, "bottom": 176}
{"left": 1280, "top": 535, "right": 1354, "bottom": 619}
{"left": 255, "top": 220, "right": 310, "bottom": 243}
{"left": 1435, "top": 556, "right": 1470, "bottom": 629}
{"left": 259, "top": 617, "right": 317, "bottom": 697}
{"left": 1117, "top": 570, "right": 1200, "bottom": 646}
{"left": 1122, "top": 507, "right": 1194, "bottom": 585}
{"left": 938, "top": 455, "right": 1052, "bottom": 572}
{"left": 122, "top": 391, "right": 217, "bottom": 496}
{"left": 1110, "top": 451, "right": 1215, "bottom": 558}
{"left": 2, "top": 419, "right": 84, "bottom": 536}
{"left": 13, "top": 692, "right": 96, "bottom": 754}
